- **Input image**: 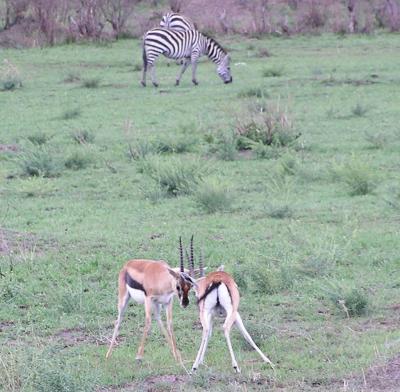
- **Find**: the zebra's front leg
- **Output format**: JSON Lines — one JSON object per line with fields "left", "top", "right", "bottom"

{"left": 175, "top": 58, "right": 190, "bottom": 86}
{"left": 191, "top": 58, "right": 199, "bottom": 86}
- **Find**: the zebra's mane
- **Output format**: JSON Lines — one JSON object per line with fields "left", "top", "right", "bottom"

{"left": 203, "top": 33, "right": 227, "bottom": 55}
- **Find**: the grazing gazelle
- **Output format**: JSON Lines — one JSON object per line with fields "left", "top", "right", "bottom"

{"left": 105, "top": 237, "right": 197, "bottom": 363}
{"left": 191, "top": 258, "right": 275, "bottom": 373}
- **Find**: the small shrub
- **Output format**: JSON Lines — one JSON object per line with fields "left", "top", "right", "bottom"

{"left": 237, "top": 87, "right": 269, "bottom": 99}
{"left": 351, "top": 103, "right": 368, "bottom": 117}
{"left": 64, "top": 151, "right": 92, "bottom": 170}
{"left": 333, "top": 160, "right": 377, "bottom": 196}
{"left": 250, "top": 265, "right": 279, "bottom": 295}
{"left": 62, "top": 108, "right": 81, "bottom": 120}
{"left": 18, "top": 148, "right": 62, "bottom": 178}
{"left": 27, "top": 132, "right": 51, "bottom": 146}
{"left": 194, "top": 180, "right": 233, "bottom": 213}
{"left": 214, "top": 131, "right": 238, "bottom": 161}
{"left": 142, "top": 157, "right": 207, "bottom": 197}
{"left": 128, "top": 139, "right": 157, "bottom": 161}
{"left": 252, "top": 142, "right": 281, "bottom": 160}
{"left": 157, "top": 134, "right": 198, "bottom": 154}
{"left": 262, "top": 67, "right": 283, "bottom": 77}
{"left": 17, "top": 177, "right": 57, "bottom": 197}
{"left": 81, "top": 78, "right": 100, "bottom": 88}
{"left": 0, "top": 59, "right": 22, "bottom": 91}
{"left": 322, "top": 282, "right": 368, "bottom": 318}
{"left": 72, "top": 129, "right": 95, "bottom": 144}
{"left": 279, "top": 154, "right": 298, "bottom": 176}
{"left": 236, "top": 102, "right": 300, "bottom": 149}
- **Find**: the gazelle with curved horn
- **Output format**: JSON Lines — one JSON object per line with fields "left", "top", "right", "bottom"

{"left": 191, "top": 250, "right": 275, "bottom": 373}
{"left": 105, "top": 237, "right": 197, "bottom": 364}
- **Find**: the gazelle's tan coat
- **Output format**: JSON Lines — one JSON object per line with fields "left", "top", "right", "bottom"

{"left": 193, "top": 269, "right": 274, "bottom": 372}
{"left": 106, "top": 259, "right": 195, "bottom": 363}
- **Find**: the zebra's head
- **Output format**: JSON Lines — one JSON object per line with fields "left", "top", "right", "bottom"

{"left": 217, "top": 54, "right": 232, "bottom": 84}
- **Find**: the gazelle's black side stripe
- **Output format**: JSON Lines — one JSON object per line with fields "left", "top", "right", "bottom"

{"left": 197, "top": 281, "right": 232, "bottom": 305}
{"left": 125, "top": 271, "right": 146, "bottom": 295}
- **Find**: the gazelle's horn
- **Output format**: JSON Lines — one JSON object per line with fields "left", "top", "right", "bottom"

{"left": 199, "top": 248, "right": 205, "bottom": 277}
{"left": 179, "top": 236, "right": 184, "bottom": 272}
{"left": 189, "top": 235, "right": 195, "bottom": 277}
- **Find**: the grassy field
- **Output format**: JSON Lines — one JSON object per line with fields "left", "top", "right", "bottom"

{"left": 1, "top": 32, "right": 400, "bottom": 391}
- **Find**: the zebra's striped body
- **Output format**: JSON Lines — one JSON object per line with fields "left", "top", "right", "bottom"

{"left": 141, "top": 28, "right": 232, "bottom": 87}
{"left": 160, "top": 12, "right": 195, "bottom": 31}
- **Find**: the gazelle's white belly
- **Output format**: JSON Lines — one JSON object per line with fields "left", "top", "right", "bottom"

{"left": 126, "top": 285, "right": 174, "bottom": 305}
{"left": 127, "top": 286, "right": 145, "bottom": 304}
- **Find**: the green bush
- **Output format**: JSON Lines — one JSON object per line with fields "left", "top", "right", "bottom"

{"left": 18, "top": 148, "right": 62, "bottom": 178}
{"left": 0, "top": 59, "right": 22, "bottom": 91}
{"left": 262, "top": 66, "right": 284, "bottom": 77}
{"left": 142, "top": 157, "right": 207, "bottom": 196}
{"left": 351, "top": 103, "right": 368, "bottom": 117}
{"left": 27, "top": 132, "right": 51, "bottom": 146}
{"left": 72, "top": 129, "right": 95, "bottom": 144}
{"left": 194, "top": 180, "right": 233, "bottom": 213}
{"left": 333, "top": 160, "right": 377, "bottom": 196}
{"left": 81, "top": 78, "right": 100, "bottom": 88}
{"left": 64, "top": 151, "right": 92, "bottom": 170}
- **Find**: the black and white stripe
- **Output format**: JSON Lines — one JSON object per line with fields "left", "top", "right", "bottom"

{"left": 141, "top": 28, "right": 232, "bottom": 87}
{"left": 160, "top": 12, "right": 195, "bottom": 32}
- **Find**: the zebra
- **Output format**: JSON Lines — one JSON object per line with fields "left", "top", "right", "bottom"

{"left": 160, "top": 12, "right": 196, "bottom": 32}
{"left": 141, "top": 28, "right": 232, "bottom": 87}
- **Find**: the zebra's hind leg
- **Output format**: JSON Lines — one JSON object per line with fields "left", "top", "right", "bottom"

{"left": 148, "top": 64, "right": 158, "bottom": 88}
{"left": 141, "top": 66, "right": 147, "bottom": 87}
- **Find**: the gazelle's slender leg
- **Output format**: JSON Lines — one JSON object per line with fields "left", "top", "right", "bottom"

{"left": 165, "top": 300, "right": 182, "bottom": 362}
{"left": 198, "top": 311, "right": 213, "bottom": 365}
{"left": 106, "top": 288, "right": 130, "bottom": 358}
{"left": 223, "top": 311, "right": 240, "bottom": 373}
{"left": 176, "top": 58, "right": 190, "bottom": 86}
{"left": 136, "top": 296, "right": 152, "bottom": 361}
{"left": 153, "top": 303, "right": 176, "bottom": 359}
{"left": 235, "top": 313, "right": 274, "bottom": 369}
{"left": 192, "top": 308, "right": 208, "bottom": 370}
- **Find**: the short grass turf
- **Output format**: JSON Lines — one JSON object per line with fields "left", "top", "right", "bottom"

{"left": 1, "top": 33, "right": 400, "bottom": 391}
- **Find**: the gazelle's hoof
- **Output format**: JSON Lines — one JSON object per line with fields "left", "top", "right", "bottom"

{"left": 140, "top": 81, "right": 146, "bottom": 87}
{"left": 192, "top": 80, "right": 198, "bottom": 86}
{"left": 175, "top": 80, "right": 180, "bottom": 86}
{"left": 135, "top": 356, "right": 143, "bottom": 363}
{"left": 233, "top": 366, "right": 241, "bottom": 373}
{"left": 152, "top": 82, "right": 159, "bottom": 88}
{"left": 192, "top": 367, "right": 197, "bottom": 372}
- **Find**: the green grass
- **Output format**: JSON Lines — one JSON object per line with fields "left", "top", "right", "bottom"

{"left": 1, "top": 33, "right": 400, "bottom": 391}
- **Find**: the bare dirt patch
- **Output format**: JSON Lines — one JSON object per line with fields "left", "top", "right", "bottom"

{"left": 343, "top": 354, "right": 400, "bottom": 392}
{"left": 0, "top": 144, "right": 19, "bottom": 153}
{"left": 53, "top": 327, "right": 107, "bottom": 348}
{"left": 0, "top": 227, "right": 57, "bottom": 257}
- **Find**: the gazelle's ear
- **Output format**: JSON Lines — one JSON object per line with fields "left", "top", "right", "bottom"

{"left": 181, "top": 272, "right": 198, "bottom": 288}
{"left": 168, "top": 268, "right": 180, "bottom": 280}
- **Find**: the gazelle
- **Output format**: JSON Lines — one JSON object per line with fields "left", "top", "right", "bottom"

{"left": 190, "top": 256, "right": 275, "bottom": 373}
{"left": 105, "top": 237, "right": 197, "bottom": 364}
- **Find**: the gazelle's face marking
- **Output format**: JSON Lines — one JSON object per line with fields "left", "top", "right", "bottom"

{"left": 177, "top": 279, "right": 192, "bottom": 308}
{"left": 217, "top": 55, "right": 232, "bottom": 84}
